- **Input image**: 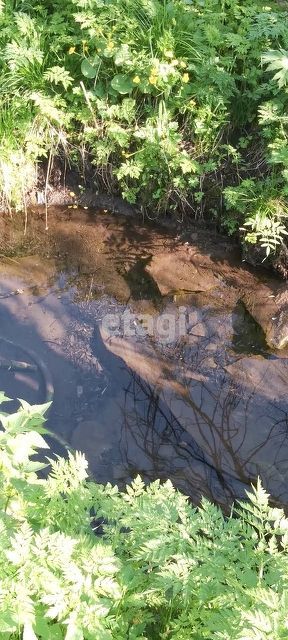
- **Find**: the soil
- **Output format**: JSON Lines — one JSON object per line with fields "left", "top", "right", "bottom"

{"left": 18, "top": 155, "right": 288, "bottom": 279}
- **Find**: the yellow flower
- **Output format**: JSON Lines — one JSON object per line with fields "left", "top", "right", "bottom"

{"left": 182, "top": 73, "right": 189, "bottom": 83}
{"left": 180, "top": 60, "right": 187, "bottom": 68}
{"left": 171, "top": 59, "right": 179, "bottom": 67}
{"left": 149, "top": 75, "right": 157, "bottom": 85}
{"left": 164, "top": 50, "right": 174, "bottom": 59}
{"left": 68, "top": 46, "right": 76, "bottom": 55}
{"left": 133, "top": 75, "right": 141, "bottom": 84}
{"left": 107, "top": 41, "right": 114, "bottom": 51}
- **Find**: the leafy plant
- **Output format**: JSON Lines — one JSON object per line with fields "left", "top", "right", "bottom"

{"left": 1, "top": 0, "right": 288, "bottom": 252}
{"left": 1, "top": 394, "right": 288, "bottom": 639}
{"left": 225, "top": 179, "right": 288, "bottom": 255}
{"left": 262, "top": 50, "right": 288, "bottom": 89}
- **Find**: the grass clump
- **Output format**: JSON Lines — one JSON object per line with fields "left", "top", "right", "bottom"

{"left": 1, "top": 0, "right": 288, "bottom": 254}
{"left": 0, "top": 394, "right": 288, "bottom": 639}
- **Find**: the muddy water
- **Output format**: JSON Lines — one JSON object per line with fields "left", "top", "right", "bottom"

{"left": 0, "top": 207, "right": 288, "bottom": 510}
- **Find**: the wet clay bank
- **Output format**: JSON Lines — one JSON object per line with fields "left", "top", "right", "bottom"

{"left": 0, "top": 206, "right": 288, "bottom": 509}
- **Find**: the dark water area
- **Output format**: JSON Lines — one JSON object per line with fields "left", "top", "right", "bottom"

{"left": 0, "top": 207, "right": 288, "bottom": 511}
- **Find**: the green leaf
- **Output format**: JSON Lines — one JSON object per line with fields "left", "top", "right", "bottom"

{"left": 19, "top": 399, "right": 51, "bottom": 418}
{"left": 0, "top": 391, "right": 13, "bottom": 406}
{"left": 65, "top": 623, "right": 84, "bottom": 640}
{"left": 0, "top": 399, "right": 51, "bottom": 442}
{"left": 0, "top": 611, "right": 18, "bottom": 633}
{"left": 6, "top": 431, "right": 49, "bottom": 466}
{"left": 23, "top": 623, "right": 38, "bottom": 640}
{"left": 22, "top": 460, "right": 50, "bottom": 472}
{"left": 114, "top": 44, "right": 132, "bottom": 66}
{"left": 90, "top": 54, "right": 101, "bottom": 67}
{"left": 35, "top": 616, "right": 63, "bottom": 640}
{"left": 262, "top": 50, "right": 288, "bottom": 88}
{"left": 111, "top": 74, "right": 134, "bottom": 94}
{"left": 81, "top": 58, "right": 97, "bottom": 79}
{"left": 92, "top": 81, "right": 106, "bottom": 98}
{"left": 108, "top": 86, "right": 119, "bottom": 97}
{"left": 94, "top": 37, "right": 106, "bottom": 54}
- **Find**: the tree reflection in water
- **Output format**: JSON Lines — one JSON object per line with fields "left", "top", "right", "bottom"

{"left": 89, "top": 321, "right": 288, "bottom": 511}
{"left": 117, "top": 369, "right": 248, "bottom": 509}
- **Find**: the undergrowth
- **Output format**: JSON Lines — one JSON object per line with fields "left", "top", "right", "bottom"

{"left": 1, "top": 0, "right": 288, "bottom": 254}
{"left": 1, "top": 394, "right": 288, "bottom": 639}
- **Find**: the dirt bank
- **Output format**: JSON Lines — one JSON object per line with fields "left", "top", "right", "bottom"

{"left": 20, "top": 162, "right": 288, "bottom": 280}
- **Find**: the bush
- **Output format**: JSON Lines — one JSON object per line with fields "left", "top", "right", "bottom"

{"left": 1, "top": 0, "right": 288, "bottom": 252}
{"left": 1, "top": 394, "right": 288, "bottom": 639}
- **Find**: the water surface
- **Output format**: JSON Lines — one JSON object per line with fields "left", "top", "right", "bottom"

{"left": 0, "top": 207, "right": 287, "bottom": 510}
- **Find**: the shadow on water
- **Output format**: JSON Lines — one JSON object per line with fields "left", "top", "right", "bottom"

{"left": 0, "top": 302, "right": 74, "bottom": 460}
{"left": 121, "top": 255, "right": 163, "bottom": 303}
{"left": 0, "top": 294, "right": 242, "bottom": 507}
{"left": 88, "top": 324, "right": 250, "bottom": 508}
{"left": 0, "top": 208, "right": 287, "bottom": 511}
{"left": 231, "top": 300, "right": 269, "bottom": 356}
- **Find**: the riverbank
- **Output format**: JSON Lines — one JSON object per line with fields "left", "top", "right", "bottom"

{"left": 1, "top": 202, "right": 287, "bottom": 350}
{"left": 6, "top": 157, "right": 288, "bottom": 281}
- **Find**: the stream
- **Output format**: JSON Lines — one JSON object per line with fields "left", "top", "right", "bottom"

{"left": 0, "top": 206, "right": 287, "bottom": 510}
